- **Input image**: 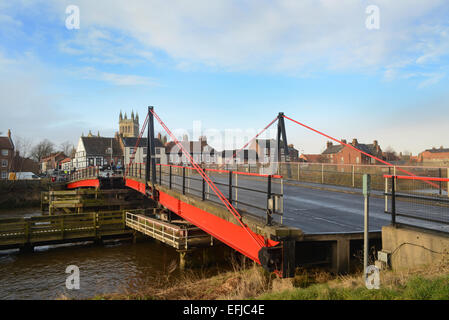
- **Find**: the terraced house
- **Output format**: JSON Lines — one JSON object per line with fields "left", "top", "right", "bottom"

{"left": 322, "top": 139, "right": 383, "bottom": 165}
{"left": 0, "top": 130, "right": 14, "bottom": 179}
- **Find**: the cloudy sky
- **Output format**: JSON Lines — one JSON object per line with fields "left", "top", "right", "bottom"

{"left": 0, "top": 0, "right": 448, "bottom": 154}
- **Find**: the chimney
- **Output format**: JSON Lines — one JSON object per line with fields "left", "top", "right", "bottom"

{"left": 326, "top": 141, "right": 333, "bottom": 149}
{"left": 373, "top": 140, "right": 378, "bottom": 147}
{"left": 157, "top": 133, "right": 162, "bottom": 141}
{"left": 352, "top": 138, "right": 358, "bottom": 146}
{"left": 441, "top": 146, "right": 444, "bottom": 150}
{"left": 8, "top": 129, "right": 11, "bottom": 139}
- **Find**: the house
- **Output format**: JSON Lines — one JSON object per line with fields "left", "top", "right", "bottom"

{"left": 219, "top": 149, "right": 258, "bottom": 165}
{"left": 40, "top": 152, "right": 67, "bottom": 173}
{"left": 73, "top": 133, "right": 123, "bottom": 170}
{"left": 0, "top": 129, "right": 14, "bottom": 179}
{"left": 299, "top": 154, "right": 325, "bottom": 163}
{"left": 121, "top": 136, "right": 167, "bottom": 166}
{"left": 322, "top": 139, "right": 383, "bottom": 165}
{"left": 248, "top": 139, "right": 295, "bottom": 163}
{"left": 60, "top": 157, "right": 73, "bottom": 172}
{"left": 165, "top": 136, "right": 217, "bottom": 165}
{"left": 418, "top": 147, "right": 449, "bottom": 165}
{"left": 11, "top": 152, "right": 40, "bottom": 174}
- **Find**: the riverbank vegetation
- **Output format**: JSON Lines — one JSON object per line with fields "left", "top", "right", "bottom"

{"left": 92, "top": 258, "right": 449, "bottom": 300}
{"left": 0, "top": 179, "right": 51, "bottom": 210}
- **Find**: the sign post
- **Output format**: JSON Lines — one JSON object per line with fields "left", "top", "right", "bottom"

{"left": 363, "top": 174, "right": 371, "bottom": 275}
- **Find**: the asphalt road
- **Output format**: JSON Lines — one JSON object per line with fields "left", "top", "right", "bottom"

{"left": 157, "top": 171, "right": 449, "bottom": 235}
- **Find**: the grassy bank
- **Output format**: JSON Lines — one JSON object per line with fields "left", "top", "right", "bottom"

{"left": 92, "top": 259, "right": 449, "bottom": 300}
{"left": 0, "top": 179, "right": 51, "bottom": 210}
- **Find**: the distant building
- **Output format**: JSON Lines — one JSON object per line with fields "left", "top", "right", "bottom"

{"left": 40, "top": 152, "right": 67, "bottom": 173}
{"left": 121, "top": 136, "right": 167, "bottom": 166}
{"left": 322, "top": 139, "right": 383, "bottom": 165}
{"left": 219, "top": 149, "right": 258, "bottom": 165}
{"left": 60, "top": 157, "right": 72, "bottom": 172}
{"left": 299, "top": 154, "right": 325, "bottom": 163}
{"left": 0, "top": 129, "right": 14, "bottom": 179}
{"left": 119, "top": 111, "right": 139, "bottom": 138}
{"left": 73, "top": 133, "right": 123, "bottom": 169}
{"left": 12, "top": 152, "right": 39, "bottom": 174}
{"left": 165, "top": 136, "right": 217, "bottom": 165}
{"left": 418, "top": 147, "right": 449, "bottom": 165}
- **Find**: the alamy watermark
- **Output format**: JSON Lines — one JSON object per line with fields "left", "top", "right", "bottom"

{"left": 65, "top": 265, "right": 80, "bottom": 290}
{"left": 366, "top": 5, "right": 380, "bottom": 30}
{"left": 365, "top": 265, "right": 380, "bottom": 289}
{"left": 65, "top": 5, "right": 80, "bottom": 30}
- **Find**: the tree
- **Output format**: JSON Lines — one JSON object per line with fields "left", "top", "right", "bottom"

{"left": 13, "top": 136, "right": 33, "bottom": 173}
{"left": 59, "top": 141, "right": 75, "bottom": 157}
{"left": 31, "top": 139, "right": 55, "bottom": 162}
{"left": 383, "top": 146, "right": 398, "bottom": 161}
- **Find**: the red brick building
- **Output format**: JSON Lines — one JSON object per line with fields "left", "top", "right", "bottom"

{"left": 322, "top": 139, "right": 383, "bottom": 165}
{"left": 0, "top": 130, "right": 14, "bottom": 179}
{"left": 418, "top": 147, "right": 449, "bottom": 165}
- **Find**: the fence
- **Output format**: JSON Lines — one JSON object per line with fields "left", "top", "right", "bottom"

{"left": 125, "top": 162, "right": 284, "bottom": 224}
{"left": 384, "top": 175, "right": 449, "bottom": 233}
{"left": 273, "top": 162, "right": 449, "bottom": 193}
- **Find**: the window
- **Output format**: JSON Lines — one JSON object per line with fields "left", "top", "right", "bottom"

{"left": 1, "top": 171, "right": 7, "bottom": 179}
{"left": 156, "top": 148, "right": 161, "bottom": 155}
{"left": 1, "top": 159, "right": 7, "bottom": 167}
{"left": 88, "top": 158, "right": 94, "bottom": 166}
{"left": 129, "top": 148, "right": 135, "bottom": 155}
{"left": 1, "top": 149, "right": 8, "bottom": 156}
{"left": 356, "top": 157, "right": 360, "bottom": 164}
{"left": 143, "top": 147, "right": 147, "bottom": 155}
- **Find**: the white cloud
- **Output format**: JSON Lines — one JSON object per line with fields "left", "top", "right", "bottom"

{"left": 72, "top": 66, "right": 157, "bottom": 86}
{"left": 42, "top": 0, "right": 448, "bottom": 76}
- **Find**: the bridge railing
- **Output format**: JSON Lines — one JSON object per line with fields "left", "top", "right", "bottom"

{"left": 68, "top": 166, "right": 101, "bottom": 182}
{"left": 154, "top": 164, "right": 284, "bottom": 225}
{"left": 384, "top": 175, "right": 449, "bottom": 233}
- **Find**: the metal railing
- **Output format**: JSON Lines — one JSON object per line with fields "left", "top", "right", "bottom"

{"left": 384, "top": 175, "right": 449, "bottom": 233}
{"left": 125, "top": 163, "right": 284, "bottom": 225}
{"left": 125, "top": 212, "right": 210, "bottom": 249}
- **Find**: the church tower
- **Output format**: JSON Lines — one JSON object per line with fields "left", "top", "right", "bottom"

{"left": 119, "top": 110, "right": 140, "bottom": 137}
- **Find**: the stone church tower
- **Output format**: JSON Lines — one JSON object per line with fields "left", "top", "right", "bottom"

{"left": 119, "top": 110, "right": 139, "bottom": 138}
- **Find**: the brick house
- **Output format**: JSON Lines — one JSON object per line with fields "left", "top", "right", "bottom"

{"left": 40, "top": 152, "right": 67, "bottom": 173}
{"left": 322, "top": 139, "right": 383, "bottom": 165}
{"left": 299, "top": 154, "right": 325, "bottom": 163}
{"left": 418, "top": 147, "right": 449, "bottom": 165}
{"left": 0, "top": 130, "right": 14, "bottom": 179}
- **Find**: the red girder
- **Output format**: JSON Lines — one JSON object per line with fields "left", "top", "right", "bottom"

{"left": 67, "top": 179, "right": 100, "bottom": 189}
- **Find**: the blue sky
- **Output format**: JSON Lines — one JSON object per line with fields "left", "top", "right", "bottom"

{"left": 0, "top": 0, "right": 448, "bottom": 154}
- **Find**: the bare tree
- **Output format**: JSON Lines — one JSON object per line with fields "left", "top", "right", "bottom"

{"left": 13, "top": 136, "right": 34, "bottom": 173}
{"left": 31, "top": 139, "right": 55, "bottom": 162}
{"left": 384, "top": 146, "right": 398, "bottom": 161}
{"left": 59, "top": 141, "right": 74, "bottom": 157}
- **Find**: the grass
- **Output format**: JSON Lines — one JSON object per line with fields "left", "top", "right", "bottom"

{"left": 90, "top": 257, "right": 449, "bottom": 300}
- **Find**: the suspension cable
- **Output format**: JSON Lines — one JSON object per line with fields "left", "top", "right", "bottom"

{"left": 150, "top": 109, "right": 266, "bottom": 248}
{"left": 283, "top": 114, "right": 442, "bottom": 190}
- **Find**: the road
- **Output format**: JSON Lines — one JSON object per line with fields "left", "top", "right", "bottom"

{"left": 158, "top": 170, "right": 449, "bottom": 235}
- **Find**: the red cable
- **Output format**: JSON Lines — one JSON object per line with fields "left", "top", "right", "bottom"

{"left": 283, "top": 115, "right": 442, "bottom": 190}
{"left": 150, "top": 109, "right": 266, "bottom": 248}
{"left": 226, "top": 116, "right": 279, "bottom": 165}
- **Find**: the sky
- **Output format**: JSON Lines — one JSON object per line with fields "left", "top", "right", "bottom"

{"left": 0, "top": 0, "right": 448, "bottom": 155}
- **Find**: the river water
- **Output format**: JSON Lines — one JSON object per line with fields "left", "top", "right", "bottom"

{"left": 0, "top": 209, "right": 189, "bottom": 300}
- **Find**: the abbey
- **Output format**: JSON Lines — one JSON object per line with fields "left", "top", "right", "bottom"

{"left": 119, "top": 110, "right": 139, "bottom": 138}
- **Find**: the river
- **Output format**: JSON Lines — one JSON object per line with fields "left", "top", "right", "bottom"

{"left": 0, "top": 209, "right": 193, "bottom": 300}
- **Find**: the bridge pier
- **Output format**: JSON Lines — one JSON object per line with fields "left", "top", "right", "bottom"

{"left": 331, "top": 239, "right": 350, "bottom": 274}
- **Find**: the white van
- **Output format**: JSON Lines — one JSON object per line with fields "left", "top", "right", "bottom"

{"left": 12, "top": 172, "right": 41, "bottom": 180}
